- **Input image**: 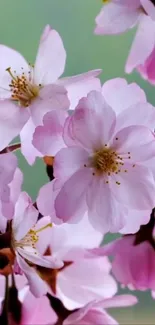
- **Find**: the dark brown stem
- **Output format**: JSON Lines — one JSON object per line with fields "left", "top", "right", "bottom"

{"left": 0, "top": 276, "right": 9, "bottom": 325}
{"left": 0, "top": 143, "right": 21, "bottom": 154}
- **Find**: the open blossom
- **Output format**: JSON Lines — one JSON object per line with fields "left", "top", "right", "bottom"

{"left": 88, "top": 212, "right": 155, "bottom": 294}
{"left": 95, "top": 0, "right": 155, "bottom": 81}
{"left": 64, "top": 294, "right": 138, "bottom": 325}
{"left": 0, "top": 192, "right": 63, "bottom": 297}
{"left": 0, "top": 25, "right": 101, "bottom": 165}
{"left": 36, "top": 78, "right": 155, "bottom": 234}
{"left": 51, "top": 90, "right": 155, "bottom": 233}
{"left": 35, "top": 215, "right": 117, "bottom": 310}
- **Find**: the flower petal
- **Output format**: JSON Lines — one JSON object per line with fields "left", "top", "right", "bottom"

{"left": 141, "top": 0, "right": 155, "bottom": 21}
{"left": 30, "top": 84, "right": 69, "bottom": 125}
{"left": 55, "top": 168, "right": 92, "bottom": 222}
{"left": 0, "top": 45, "right": 29, "bottom": 98}
{"left": 86, "top": 177, "right": 127, "bottom": 233}
{"left": 13, "top": 192, "right": 38, "bottom": 241}
{"left": 0, "top": 100, "right": 29, "bottom": 150}
{"left": 112, "top": 125, "right": 155, "bottom": 162}
{"left": 102, "top": 78, "right": 146, "bottom": 116}
{"left": 68, "top": 91, "right": 116, "bottom": 149}
{"left": 54, "top": 147, "right": 89, "bottom": 180}
{"left": 99, "top": 294, "right": 138, "bottom": 309}
{"left": 32, "top": 110, "right": 66, "bottom": 156}
{"left": 126, "top": 15, "right": 155, "bottom": 73}
{"left": 57, "top": 70, "right": 102, "bottom": 110}
{"left": 17, "top": 255, "right": 48, "bottom": 297}
{"left": 111, "top": 164, "right": 155, "bottom": 210}
{"left": 20, "top": 118, "right": 43, "bottom": 166}
{"left": 116, "top": 102, "right": 155, "bottom": 131}
{"left": 34, "top": 25, "right": 66, "bottom": 84}
{"left": 95, "top": 2, "right": 140, "bottom": 35}
{"left": 17, "top": 247, "right": 63, "bottom": 269}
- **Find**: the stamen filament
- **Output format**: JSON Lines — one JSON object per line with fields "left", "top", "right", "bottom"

{"left": 36, "top": 223, "right": 52, "bottom": 233}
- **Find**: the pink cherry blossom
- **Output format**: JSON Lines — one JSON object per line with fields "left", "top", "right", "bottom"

{"left": 52, "top": 90, "right": 155, "bottom": 233}
{"left": 89, "top": 215, "right": 155, "bottom": 294}
{"left": 10, "top": 25, "right": 101, "bottom": 165}
{"left": 64, "top": 294, "right": 138, "bottom": 325}
{"left": 36, "top": 78, "right": 155, "bottom": 234}
{"left": 35, "top": 216, "right": 117, "bottom": 310}
{"left": 0, "top": 274, "right": 57, "bottom": 325}
{"left": 8, "top": 192, "right": 63, "bottom": 297}
{"left": 95, "top": 0, "right": 155, "bottom": 80}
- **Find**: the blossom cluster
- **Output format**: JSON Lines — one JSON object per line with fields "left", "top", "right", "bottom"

{"left": 0, "top": 0, "right": 155, "bottom": 323}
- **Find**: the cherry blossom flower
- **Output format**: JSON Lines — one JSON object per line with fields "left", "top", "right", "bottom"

{"left": 88, "top": 213, "right": 155, "bottom": 294}
{"left": 35, "top": 216, "right": 117, "bottom": 310}
{"left": 51, "top": 90, "right": 155, "bottom": 233}
{"left": 94, "top": 0, "right": 155, "bottom": 80}
{"left": 0, "top": 24, "right": 101, "bottom": 164}
{"left": 36, "top": 78, "right": 155, "bottom": 234}
{"left": 0, "top": 192, "right": 64, "bottom": 297}
{"left": 64, "top": 294, "right": 138, "bottom": 325}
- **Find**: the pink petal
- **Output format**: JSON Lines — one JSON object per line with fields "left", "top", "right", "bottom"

{"left": 137, "top": 47, "right": 155, "bottom": 84}
{"left": 34, "top": 25, "right": 66, "bottom": 84}
{"left": 17, "top": 247, "right": 63, "bottom": 269}
{"left": 57, "top": 70, "right": 102, "bottom": 110}
{"left": 120, "top": 208, "right": 151, "bottom": 234}
{"left": 100, "top": 294, "right": 138, "bottom": 309}
{"left": 30, "top": 84, "right": 69, "bottom": 125}
{"left": 54, "top": 147, "right": 89, "bottom": 180}
{"left": 50, "top": 213, "right": 103, "bottom": 255}
{"left": 95, "top": 3, "right": 140, "bottom": 35}
{"left": 116, "top": 102, "right": 155, "bottom": 131}
{"left": 13, "top": 192, "right": 38, "bottom": 241}
{"left": 37, "top": 181, "right": 59, "bottom": 219}
{"left": 68, "top": 91, "right": 116, "bottom": 149}
{"left": 64, "top": 303, "right": 118, "bottom": 325}
{"left": 111, "top": 163, "right": 155, "bottom": 210}
{"left": 22, "top": 292, "right": 57, "bottom": 325}
{"left": 86, "top": 177, "right": 126, "bottom": 233}
{"left": 17, "top": 255, "right": 48, "bottom": 297}
{"left": 55, "top": 168, "right": 92, "bottom": 222}
{"left": 2, "top": 167, "right": 23, "bottom": 220}
{"left": 0, "top": 100, "right": 29, "bottom": 150}
{"left": 58, "top": 257, "right": 117, "bottom": 309}
{"left": 126, "top": 15, "right": 155, "bottom": 73}
{"left": 102, "top": 78, "right": 146, "bottom": 116}
{"left": 20, "top": 118, "right": 43, "bottom": 165}
{"left": 113, "top": 125, "right": 155, "bottom": 162}
{"left": 127, "top": 242, "right": 155, "bottom": 289}
{"left": 0, "top": 153, "right": 17, "bottom": 221}
{"left": 141, "top": 0, "right": 155, "bottom": 20}
{"left": 32, "top": 110, "right": 66, "bottom": 156}
{"left": 0, "top": 45, "right": 29, "bottom": 98}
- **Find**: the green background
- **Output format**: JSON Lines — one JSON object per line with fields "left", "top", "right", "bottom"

{"left": 1, "top": 0, "right": 155, "bottom": 323}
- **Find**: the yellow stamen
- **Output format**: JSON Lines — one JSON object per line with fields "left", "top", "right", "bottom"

{"left": 36, "top": 223, "right": 52, "bottom": 234}
{"left": 6, "top": 66, "right": 41, "bottom": 107}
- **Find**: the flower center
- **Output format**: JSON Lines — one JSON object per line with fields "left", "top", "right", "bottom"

{"left": 13, "top": 223, "right": 52, "bottom": 250}
{"left": 92, "top": 147, "right": 119, "bottom": 175}
{"left": 6, "top": 67, "right": 41, "bottom": 107}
